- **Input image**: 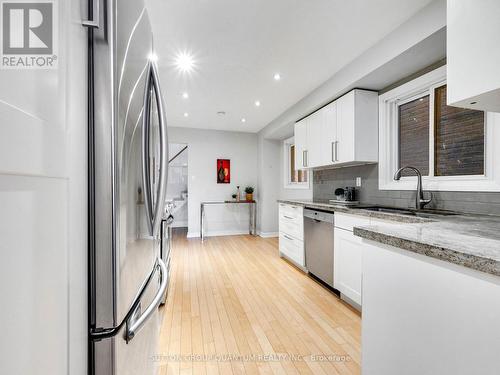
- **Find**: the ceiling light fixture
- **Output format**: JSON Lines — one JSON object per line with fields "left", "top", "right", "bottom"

{"left": 241, "top": 118, "right": 246, "bottom": 123}
{"left": 273, "top": 73, "right": 281, "bottom": 81}
{"left": 149, "top": 53, "right": 158, "bottom": 62}
{"left": 255, "top": 100, "right": 261, "bottom": 107}
{"left": 183, "top": 112, "right": 189, "bottom": 117}
{"left": 174, "top": 51, "right": 195, "bottom": 73}
{"left": 182, "top": 92, "right": 189, "bottom": 99}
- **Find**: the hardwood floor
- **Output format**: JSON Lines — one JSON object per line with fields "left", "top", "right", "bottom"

{"left": 158, "top": 229, "right": 361, "bottom": 375}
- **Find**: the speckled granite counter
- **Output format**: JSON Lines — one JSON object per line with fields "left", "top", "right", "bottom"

{"left": 278, "top": 199, "right": 500, "bottom": 277}
{"left": 278, "top": 199, "right": 429, "bottom": 223}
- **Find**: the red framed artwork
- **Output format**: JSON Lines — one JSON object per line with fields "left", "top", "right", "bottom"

{"left": 217, "top": 159, "right": 230, "bottom": 183}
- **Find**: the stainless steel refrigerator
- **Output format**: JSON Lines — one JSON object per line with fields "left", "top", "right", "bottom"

{"left": 84, "top": 0, "right": 170, "bottom": 374}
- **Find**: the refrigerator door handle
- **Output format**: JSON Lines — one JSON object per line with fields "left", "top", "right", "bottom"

{"left": 126, "top": 258, "right": 168, "bottom": 342}
{"left": 142, "top": 65, "right": 154, "bottom": 236}
{"left": 150, "top": 61, "right": 169, "bottom": 237}
{"left": 89, "top": 260, "right": 158, "bottom": 342}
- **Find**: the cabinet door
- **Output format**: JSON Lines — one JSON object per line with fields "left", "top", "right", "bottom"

{"left": 447, "top": 1, "right": 500, "bottom": 112}
{"left": 336, "top": 91, "right": 355, "bottom": 163}
{"left": 334, "top": 227, "right": 363, "bottom": 305}
{"left": 321, "top": 102, "right": 337, "bottom": 165}
{"left": 307, "top": 110, "right": 323, "bottom": 168}
{"left": 294, "top": 119, "right": 308, "bottom": 169}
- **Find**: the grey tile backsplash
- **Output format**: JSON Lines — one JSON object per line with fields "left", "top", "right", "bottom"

{"left": 313, "top": 164, "right": 500, "bottom": 215}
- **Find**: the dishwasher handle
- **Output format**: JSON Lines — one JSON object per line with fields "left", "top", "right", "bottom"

{"left": 303, "top": 208, "right": 335, "bottom": 224}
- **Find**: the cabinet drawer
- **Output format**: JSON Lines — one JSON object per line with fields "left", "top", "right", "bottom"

{"left": 279, "top": 234, "right": 305, "bottom": 267}
{"left": 279, "top": 218, "right": 303, "bottom": 240}
{"left": 279, "top": 203, "right": 303, "bottom": 219}
{"left": 335, "top": 213, "right": 370, "bottom": 232}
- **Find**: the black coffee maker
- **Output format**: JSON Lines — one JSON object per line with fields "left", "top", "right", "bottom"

{"left": 344, "top": 186, "right": 356, "bottom": 202}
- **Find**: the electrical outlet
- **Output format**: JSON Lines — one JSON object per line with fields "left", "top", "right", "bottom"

{"left": 356, "top": 177, "right": 362, "bottom": 187}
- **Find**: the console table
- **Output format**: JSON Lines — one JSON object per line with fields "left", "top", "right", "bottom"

{"left": 200, "top": 200, "right": 257, "bottom": 241}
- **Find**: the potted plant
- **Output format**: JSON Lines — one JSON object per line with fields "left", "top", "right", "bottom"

{"left": 244, "top": 186, "right": 254, "bottom": 201}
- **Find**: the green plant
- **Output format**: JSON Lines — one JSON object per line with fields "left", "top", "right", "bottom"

{"left": 244, "top": 186, "right": 254, "bottom": 194}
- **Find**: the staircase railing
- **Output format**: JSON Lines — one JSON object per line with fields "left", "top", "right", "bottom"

{"left": 168, "top": 145, "right": 188, "bottom": 164}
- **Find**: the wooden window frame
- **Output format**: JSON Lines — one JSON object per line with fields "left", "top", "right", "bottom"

{"left": 379, "top": 65, "right": 500, "bottom": 192}
{"left": 283, "top": 137, "right": 310, "bottom": 189}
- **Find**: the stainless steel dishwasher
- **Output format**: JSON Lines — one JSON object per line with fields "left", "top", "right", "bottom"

{"left": 304, "top": 208, "right": 335, "bottom": 288}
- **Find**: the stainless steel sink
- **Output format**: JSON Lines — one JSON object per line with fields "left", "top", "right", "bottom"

{"left": 354, "top": 206, "right": 459, "bottom": 217}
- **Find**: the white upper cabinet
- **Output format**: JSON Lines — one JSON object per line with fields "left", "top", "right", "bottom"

{"left": 447, "top": 0, "right": 500, "bottom": 112}
{"left": 294, "top": 89, "right": 378, "bottom": 169}
{"left": 306, "top": 109, "right": 324, "bottom": 168}
{"left": 320, "top": 101, "right": 338, "bottom": 165}
{"left": 294, "top": 118, "right": 308, "bottom": 168}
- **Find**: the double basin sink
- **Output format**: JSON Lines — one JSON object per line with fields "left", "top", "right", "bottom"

{"left": 351, "top": 206, "right": 459, "bottom": 218}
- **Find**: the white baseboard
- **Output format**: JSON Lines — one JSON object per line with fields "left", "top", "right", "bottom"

{"left": 171, "top": 221, "right": 188, "bottom": 228}
{"left": 258, "top": 231, "right": 279, "bottom": 238}
{"left": 186, "top": 230, "right": 251, "bottom": 239}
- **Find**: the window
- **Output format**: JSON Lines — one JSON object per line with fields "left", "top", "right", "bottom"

{"left": 433, "top": 85, "right": 484, "bottom": 176}
{"left": 379, "top": 65, "right": 500, "bottom": 192}
{"left": 284, "top": 137, "right": 309, "bottom": 189}
{"left": 398, "top": 95, "right": 430, "bottom": 176}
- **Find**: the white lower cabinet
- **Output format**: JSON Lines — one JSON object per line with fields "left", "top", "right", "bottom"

{"left": 278, "top": 203, "right": 305, "bottom": 267}
{"left": 362, "top": 238, "right": 500, "bottom": 375}
{"left": 333, "top": 213, "right": 372, "bottom": 308}
{"left": 334, "top": 227, "right": 363, "bottom": 306}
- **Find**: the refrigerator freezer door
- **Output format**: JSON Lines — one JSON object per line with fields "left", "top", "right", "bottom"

{"left": 114, "top": 0, "right": 158, "bottom": 328}
{"left": 90, "top": 0, "right": 167, "bottom": 374}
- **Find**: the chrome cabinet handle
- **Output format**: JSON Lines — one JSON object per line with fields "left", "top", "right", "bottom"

{"left": 302, "top": 150, "right": 306, "bottom": 167}
{"left": 335, "top": 141, "right": 339, "bottom": 161}
{"left": 150, "top": 61, "right": 169, "bottom": 236}
{"left": 142, "top": 67, "right": 154, "bottom": 236}
{"left": 126, "top": 258, "right": 168, "bottom": 342}
{"left": 304, "top": 150, "right": 308, "bottom": 167}
{"left": 283, "top": 215, "right": 294, "bottom": 220}
{"left": 331, "top": 142, "right": 335, "bottom": 162}
{"left": 283, "top": 234, "right": 294, "bottom": 241}
{"left": 82, "top": 0, "right": 100, "bottom": 28}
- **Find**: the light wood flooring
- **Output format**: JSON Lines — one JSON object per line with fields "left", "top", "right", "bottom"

{"left": 158, "top": 229, "right": 361, "bottom": 375}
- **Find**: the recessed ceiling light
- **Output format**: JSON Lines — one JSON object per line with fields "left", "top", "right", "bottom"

{"left": 241, "top": 118, "right": 246, "bottom": 123}
{"left": 255, "top": 100, "right": 261, "bottom": 107}
{"left": 175, "top": 51, "right": 195, "bottom": 73}
{"left": 183, "top": 112, "right": 189, "bottom": 117}
{"left": 182, "top": 92, "right": 189, "bottom": 99}
{"left": 148, "top": 53, "right": 158, "bottom": 62}
{"left": 273, "top": 73, "right": 281, "bottom": 81}
{"left": 217, "top": 111, "right": 226, "bottom": 116}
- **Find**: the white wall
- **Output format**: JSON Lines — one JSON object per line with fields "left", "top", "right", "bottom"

{"left": 256, "top": 134, "right": 313, "bottom": 236}
{"left": 256, "top": 137, "right": 280, "bottom": 236}
{"left": 168, "top": 127, "right": 258, "bottom": 237}
{"left": 0, "top": 1, "right": 87, "bottom": 374}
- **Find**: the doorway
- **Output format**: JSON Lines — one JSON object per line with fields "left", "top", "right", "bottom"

{"left": 167, "top": 143, "right": 188, "bottom": 231}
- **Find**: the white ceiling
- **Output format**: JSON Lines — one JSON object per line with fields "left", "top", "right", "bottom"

{"left": 145, "top": 0, "right": 434, "bottom": 133}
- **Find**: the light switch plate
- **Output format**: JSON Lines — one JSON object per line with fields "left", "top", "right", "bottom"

{"left": 356, "top": 177, "right": 362, "bottom": 187}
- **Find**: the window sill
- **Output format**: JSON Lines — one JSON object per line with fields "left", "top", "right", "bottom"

{"left": 380, "top": 176, "right": 500, "bottom": 192}
{"left": 284, "top": 183, "right": 310, "bottom": 190}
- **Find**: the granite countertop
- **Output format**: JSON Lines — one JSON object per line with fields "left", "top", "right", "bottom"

{"left": 278, "top": 199, "right": 500, "bottom": 277}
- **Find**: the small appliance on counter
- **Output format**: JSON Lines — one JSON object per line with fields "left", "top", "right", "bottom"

{"left": 330, "top": 186, "right": 359, "bottom": 205}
